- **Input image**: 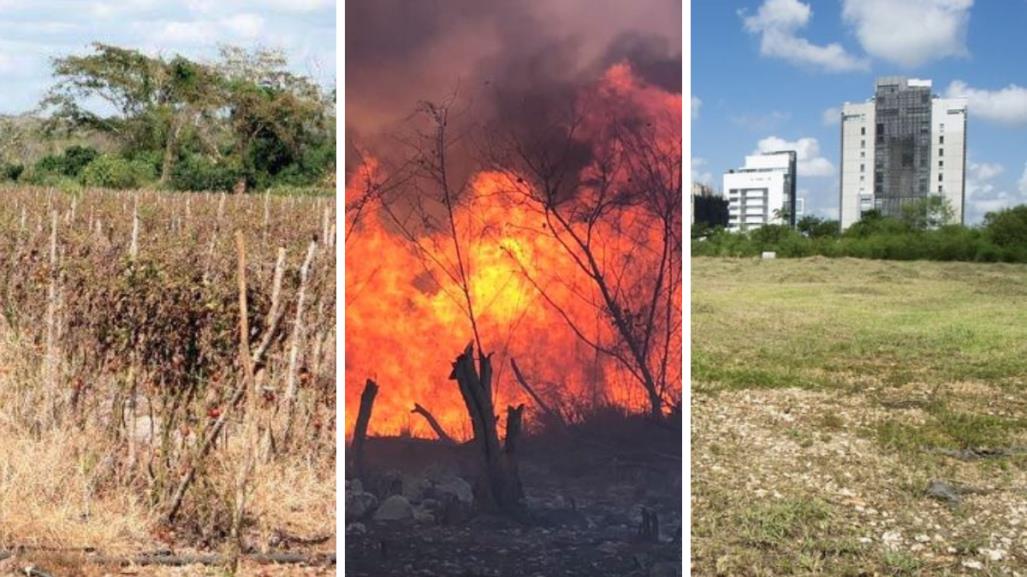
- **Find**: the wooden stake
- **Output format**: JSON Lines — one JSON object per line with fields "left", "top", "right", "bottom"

{"left": 280, "top": 240, "right": 317, "bottom": 446}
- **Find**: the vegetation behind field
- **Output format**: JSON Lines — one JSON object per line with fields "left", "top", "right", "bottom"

{"left": 0, "top": 44, "right": 334, "bottom": 196}
{"left": 693, "top": 199, "right": 1027, "bottom": 264}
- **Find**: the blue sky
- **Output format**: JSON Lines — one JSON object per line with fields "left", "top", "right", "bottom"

{"left": 693, "top": 0, "right": 1027, "bottom": 224}
{"left": 0, "top": 0, "right": 335, "bottom": 116}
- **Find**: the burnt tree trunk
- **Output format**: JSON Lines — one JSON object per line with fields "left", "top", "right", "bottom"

{"left": 449, "top": 343, "right": 524, "bottom": 512}
{"left": 351, "top": 379, "right": 378, "bottom": 480}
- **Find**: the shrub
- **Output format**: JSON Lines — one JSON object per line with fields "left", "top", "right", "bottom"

{"left": 81, "top": 154, "right": 156, "bottom": 189}
{"left": 796, "top": 215, "right": 840, "bottom": 239}
{"left": 29, "top": 145, "right": 100, "bottom": 181}
{"left": 984, "top": 205, "right": 1027, "bottom": 249}
{"left": 692, "top": 208, "right": 1027, "bottom": 265}
{"left": 170, "top": 154, "right": 245, "bottom": 192}
{"left": 62, "top": 145, "right": 100, "bottom": 176}
{"left": 0, "top": 163, "right": 23, "bottom": 182}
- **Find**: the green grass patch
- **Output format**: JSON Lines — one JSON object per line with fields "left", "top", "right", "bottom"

{"left": 880, "top": 550, "right": 924, "bottom": 577}
{"left": 737, "top": 498, "right": 833, "bottom": 548}
{"left": 876, "top": 404, "right": 1027, "bottom": 454}
{"left": 694, "top": 258, "right": 1027, "bottom": 393}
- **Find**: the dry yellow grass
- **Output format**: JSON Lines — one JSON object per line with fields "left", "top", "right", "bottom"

{"left": 693, "top": 257, "right": 1027, "bottom": 576}
{"left": 0, "top": 188, "right": 335, "bottom": 574}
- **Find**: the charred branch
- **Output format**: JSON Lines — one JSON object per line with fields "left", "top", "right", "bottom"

{"left": 504, "top": 404, "right": 524, "bottom": 454}
{"left": 639, "top": 508, "right": 660, "bottom": 543}
{"left": 410, "top": 403, "right": 456, "bottom": 445}
{"left": 510, "top": 358, "right": 565, "bottom": 428}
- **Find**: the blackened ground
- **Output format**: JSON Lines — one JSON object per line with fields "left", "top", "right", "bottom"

{"left": 345, "top": 410, "right": 682, "bottom": 577}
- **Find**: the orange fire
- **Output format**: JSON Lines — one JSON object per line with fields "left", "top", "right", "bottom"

{"left": 345, "top": 63, "right": 681, "bottom": 439}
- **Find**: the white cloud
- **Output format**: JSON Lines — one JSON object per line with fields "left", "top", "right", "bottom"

{"left": 821, "top": 106, "right": 840, "bottom": 126}
{"left": 188, "top": 0, "right": 332, "bottom": 14}
{"left": 741, "top": 0, "right": 868, "bottom": 73}
{"left": 691, "top": 96, "right": 702, "bottom": 120}
{"left": 962, "top": 159, "right": 1027, "bottom": 223}
{"left": 153, "top": 21, "right": 214, "bottom": 45}
{"left": 258, "top": 0, "right": 334, "bottom": 12}
{"left": 755, "top": 136, "right": 835, "bottom": 177}
{"left": 842, "top": 0, "right": 972, "bottom": 68}
{"left": 222, "top": 13, "right": 265, "bottom": 39}
{"left": 0, "top": 45, "right": 36, "bottom": 76}
{"left": 153, "top": 14, "right": 266, "bottom": 47}
{"left": 945, "top": 81, "right": 1027, "bottom": 125}
{"left": 730, "top": 110, "right": 790, "bottom": 131}
{"left": 0, "top": 1, "right": 334, "bottom": 115}
{"left": 692, "top": 157, "right": 713, "bottom": 185}
{"left": 969, "top": 161, "right": 1004, "bottom": 181}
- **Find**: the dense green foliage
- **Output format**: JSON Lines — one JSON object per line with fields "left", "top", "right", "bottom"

{"left": 80, "top": 154, "right": 156, "bottom": 189}
{"left": 694, "top": 202, "right": 1027, "bottom": 263}
{"left": 0, "top": 43, "right": 334, "bottom": 193}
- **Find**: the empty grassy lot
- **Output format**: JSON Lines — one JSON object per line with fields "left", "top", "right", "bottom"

{"left": 692, "top": 257, "right": 1027, "bottom": 576}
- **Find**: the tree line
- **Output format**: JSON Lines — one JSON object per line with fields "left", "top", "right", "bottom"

{"left": 694, "top": 196, "right": 1027, "bottom": 263}
{"left": 0, "top": 43, "right": 334, "bottom": 194}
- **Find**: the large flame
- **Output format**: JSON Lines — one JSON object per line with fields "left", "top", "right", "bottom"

{"left": 345, "top": 63, "right": 681, "bottom": 439}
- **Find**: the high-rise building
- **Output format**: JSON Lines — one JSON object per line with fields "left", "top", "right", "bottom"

{"left": 691, "top": 181, "right": 729, "bottom": 230}
{"left": 723, "top": 150, "right": 797, "bottom": 231}
{"left": 839, "top": 77, "right": 967, "bottom": 229}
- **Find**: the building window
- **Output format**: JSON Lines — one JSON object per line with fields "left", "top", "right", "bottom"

{"left": 860, "top": 175, "right": 865, "bottom": 182}
{"left": 938, "top": 173, "right": 943, "bottom": 182}
{"left": 939, "top": 160, "right": 944, "bottom": 167}
{"left": 938, "top": 186, "right": 943, "bottom": 193}
{"left": 940, "top": 123, "right": 945, "bottom": 132}
{"left": 939, "top": 135, "right": 944, "bottom": 144}
{"left": 860, "top": 151, "right": 865, "bottom": 158}
{"left": 861, "top": 127, "right": 866, "bottom": 135}
{"left": 939, "top": 148, "right": 944, "bottom": 157}
{"left": 860, "top": 164, "right": 865, "bottom": 172}
{"left": 861, "top": 139, "right": 866, "bottom": 148}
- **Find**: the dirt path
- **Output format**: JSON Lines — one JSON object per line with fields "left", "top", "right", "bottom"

{"left": 693, "top": 386, "right": 1027, "bottom": 576}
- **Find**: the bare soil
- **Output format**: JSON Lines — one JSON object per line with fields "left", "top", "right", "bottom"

{"left": 345, "top": 416, "right": 682, "bottom": 577}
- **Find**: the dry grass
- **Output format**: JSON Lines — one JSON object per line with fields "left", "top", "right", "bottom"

{"left": 693, "top": 257, "right": 1027, "bottom": 576}
{"left": 0, "top": 186, "right": 335, "bottom": 573}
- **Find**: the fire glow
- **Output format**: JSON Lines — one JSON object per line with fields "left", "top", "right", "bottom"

{"left": 345, "top": 63, "right": 682, "bottom": 439}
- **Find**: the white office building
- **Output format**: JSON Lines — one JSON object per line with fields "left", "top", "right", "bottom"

{"left": 839, "top": 77, "right": 967, "bottom": 229}
{"left": 723, "top": 151, "right": 797, "bottom": 231}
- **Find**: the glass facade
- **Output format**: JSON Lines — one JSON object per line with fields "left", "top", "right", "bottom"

{"left": 873, "top": 79, "right": 933, "bottom": 217}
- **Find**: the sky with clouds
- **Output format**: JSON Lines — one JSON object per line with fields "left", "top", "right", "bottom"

{"left": 694, "top": 0, "right": 1027, "bottom": 224}
{"left": 0, "top": 0, "right": 335, "bottom": 116}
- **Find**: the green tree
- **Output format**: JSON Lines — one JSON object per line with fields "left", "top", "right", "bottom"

{"left": 42, "top": 43, "right": 224, "bottom": 184}
{"left": 217, "top": 46, "right": 335, "bottom": 188}
{"left": 39, "top": 43, "right": 333, "bottom": 193}
{"left": 796, "top": 215, "right": 840, "bottom": 238}
{"left": 984, "top": 205, "right": 1027, "bottom": 249}
{"left": 900, "top": 195, "right": 954, "bottom": 231}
